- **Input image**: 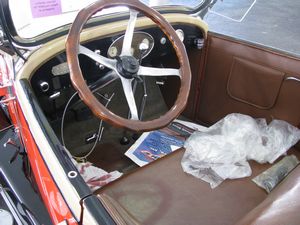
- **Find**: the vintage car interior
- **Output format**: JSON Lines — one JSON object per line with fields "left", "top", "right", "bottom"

{"left": 11, "top": 0, "right": 300, "bottom": 224}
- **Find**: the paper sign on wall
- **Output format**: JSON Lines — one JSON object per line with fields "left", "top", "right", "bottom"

{"left": 30, "top": 0, "right": 62, "bottom": 18}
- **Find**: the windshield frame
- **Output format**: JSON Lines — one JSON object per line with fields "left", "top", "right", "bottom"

{"left": 1, "top": 0, "right": 206, "bottom": 47}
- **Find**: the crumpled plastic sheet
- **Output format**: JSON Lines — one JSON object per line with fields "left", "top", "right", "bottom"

{"left": 181, "top": 113, "right": 300, "bottom": 188}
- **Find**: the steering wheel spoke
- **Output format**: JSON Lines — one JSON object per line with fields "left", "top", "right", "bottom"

{"left": 79, "top": 45, "right": 117, "bottom": 71}
{"left": 121, "top": 10, "right": 138, "bottom": 56}
{"left": 138, "top": 66, "right": 181, "bottom": 78}
{"left": 120, "top": 77, "right": 139, "bottom": 120}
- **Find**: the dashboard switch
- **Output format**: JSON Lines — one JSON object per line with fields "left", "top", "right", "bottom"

{"left": 94, "top": 49, "right": 105, "bottom": 69}
{"left": 194, "top": 38, "right": 204, "bottom": 49}
{"left": 160, "top": 37, "right": 167, "bottom": 45}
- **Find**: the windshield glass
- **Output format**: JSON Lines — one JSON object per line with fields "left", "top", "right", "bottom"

{"left": 9, "top": 0, "right": 202, "bottom": 39}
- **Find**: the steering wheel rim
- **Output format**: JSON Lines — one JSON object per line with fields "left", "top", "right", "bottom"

{"left": 66, "top": 0, "right": 191, "bottom": 132}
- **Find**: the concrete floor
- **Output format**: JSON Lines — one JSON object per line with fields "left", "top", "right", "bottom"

{"left": 204, "top": 0, "right": 300, "bottom": 57}
{"left": 143, "top": 0, "right": 300, "bottom": 57}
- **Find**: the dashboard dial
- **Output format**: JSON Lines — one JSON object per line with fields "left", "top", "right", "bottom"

{"left": 175, "top": 29, "right": 185, "bottom": 42}
{"left": 142, "top": 38, "right": 150, "bottom": 46}
{"left": 108, "top": 46, "right": 118, "bottom": 58}
{"left": 108, "top": 31, "right": 154, "bottom": 59}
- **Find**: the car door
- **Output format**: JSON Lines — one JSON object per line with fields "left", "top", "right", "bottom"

{"left": 192, "top": 32, "right": 300, "bottom": 129}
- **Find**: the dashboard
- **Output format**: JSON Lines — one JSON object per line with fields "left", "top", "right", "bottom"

{"left": 30, "top": 24, "right": 204, "bottom": 120}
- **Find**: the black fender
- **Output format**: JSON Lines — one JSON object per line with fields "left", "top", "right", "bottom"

{"left": 0, "top": 128, "right": 52, "bottom": 225}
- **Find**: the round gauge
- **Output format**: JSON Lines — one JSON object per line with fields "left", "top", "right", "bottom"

{"left": 108, "top": 31, "right": 154, "bottom": 59}
{"left": 176, "top": 29, "right": 184, "bottom": 42}
{"left": 108, "top": 46, "right": 118, "bottom": 58}
{"left": 142, "top": 38, "right": 150, "bottom": 46}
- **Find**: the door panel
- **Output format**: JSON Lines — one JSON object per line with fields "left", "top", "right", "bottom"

{"left": 196, "top": 34, "right": 300, "bottom": 127}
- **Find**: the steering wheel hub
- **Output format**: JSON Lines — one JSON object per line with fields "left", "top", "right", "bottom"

{"left": 116, "top": 56, "right": 139, "bottom": 79}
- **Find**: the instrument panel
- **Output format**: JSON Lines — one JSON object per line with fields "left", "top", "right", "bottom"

{"left": 107, "top": 31, "right": 154, "bottom": 59}
{"left": 31, "top": 24, "right": 204, "bottom": 114}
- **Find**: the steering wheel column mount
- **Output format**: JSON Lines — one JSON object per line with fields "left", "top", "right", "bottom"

{"left": 116, "top": 56, "right": 139, "bottom": 79}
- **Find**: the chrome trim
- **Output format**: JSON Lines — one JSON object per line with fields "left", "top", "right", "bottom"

{"left": 49, "top": 91, "right": 61, "bottom": 100}
{"left": 285, "top": 76, "right": 300, "bottom": 83}
{"left": 0, "top": 125, "right": 14, "bottom": 133}
{"left": 68, "top": 171, "right": 78, "bottom": 179}
{"left": 0, "top": 97, "right": 16, "bottom": 104}
{"left": 39, "top": 81, "right": 49, "bottom": 92}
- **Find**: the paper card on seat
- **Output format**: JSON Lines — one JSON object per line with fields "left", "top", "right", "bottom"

{"left": 125, "top": 130, "right": 184, "bottom": 167}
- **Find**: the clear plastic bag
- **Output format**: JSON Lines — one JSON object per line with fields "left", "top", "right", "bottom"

{"left": 181, "top": 113, "right": 300, "bottom": 188}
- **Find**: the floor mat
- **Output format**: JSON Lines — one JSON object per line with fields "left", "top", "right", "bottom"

{"left": 60, "top": 76, "right": 169, "bottom": 155}
{"left": 86, "top": 142, "right": 138, "bottom": 172}
{"left": 54, "top": 76, "right": 175, "bottom": 174}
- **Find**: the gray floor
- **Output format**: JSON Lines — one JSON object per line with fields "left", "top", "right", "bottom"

{"left": 142, "top": 0, "right": 300, "bottom": 58}
{"left": 203, "top": 0, "right": 300, "bottom": 57}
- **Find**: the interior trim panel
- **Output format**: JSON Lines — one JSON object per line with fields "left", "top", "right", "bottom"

{"left": 196, "top": 33, "right": 300, "bottom": 127}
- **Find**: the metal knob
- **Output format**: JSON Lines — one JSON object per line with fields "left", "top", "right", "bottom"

{"left": 39, "top": 81, "right": 49, "bottom": 92}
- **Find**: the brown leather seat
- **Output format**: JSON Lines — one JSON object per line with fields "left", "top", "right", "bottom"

{"left": 236, "top": 163, "right": 300, "bottom": 225}
{"left": 95, "top": 148, "right": 300, "bottom": 225}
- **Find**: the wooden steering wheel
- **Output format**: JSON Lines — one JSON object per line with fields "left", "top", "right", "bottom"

{"left": 66, "top": 0, "right": 191, "bottom": 132}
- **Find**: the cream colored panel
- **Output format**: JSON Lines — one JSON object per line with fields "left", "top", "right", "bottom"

{"left": 17, "top": 13, "right": 208, "bottom": 80}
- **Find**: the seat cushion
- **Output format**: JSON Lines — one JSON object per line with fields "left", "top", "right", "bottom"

{"left": 95, "top": 148, "right": 300, "bottom": 225}
{"left": 236, "top": 162, "right": 300, "bottom": 225}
